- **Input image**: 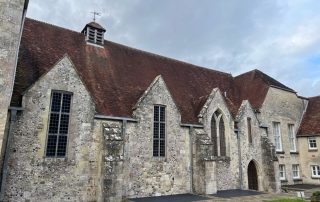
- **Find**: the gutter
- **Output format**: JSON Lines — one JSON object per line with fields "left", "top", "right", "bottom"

{"left": 180, "top": 124, "right": 203, "bottom": 128}
{"left": 94, "top": 114, "right": 137, "bottom": 122}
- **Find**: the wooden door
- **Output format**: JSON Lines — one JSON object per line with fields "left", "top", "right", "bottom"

{"left": 248, "top": 161, "right": 258, "bottom": 190}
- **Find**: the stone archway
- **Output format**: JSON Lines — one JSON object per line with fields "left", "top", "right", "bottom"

{"left": 247, "top": 160, "right": 258, "bottom": 190}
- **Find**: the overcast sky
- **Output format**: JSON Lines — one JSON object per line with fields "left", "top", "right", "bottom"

{"left": 27, "top": 0, "right": 320, "bottom": 97}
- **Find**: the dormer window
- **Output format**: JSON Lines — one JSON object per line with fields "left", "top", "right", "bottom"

{"left": 81, "top": 21, "right": 106, "bottom": 46}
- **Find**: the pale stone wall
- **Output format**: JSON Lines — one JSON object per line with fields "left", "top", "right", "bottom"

{"left": 124, "top": 76, "right": 191, "bottom": 198}
{"left": 297, "top": 136, "right": 320, "bottom": 184}
{"left": 5, "top": 56, "right": 102, "bottom": 201}
{"left": 199, "top": 89, "right": 238, "bottom": 191}
{"left": 99, "top": 119, "right": 126, "bottom": 202}
{"left": 196, "top": 89, "right": 277, "bottom": 193}
{"left": 260, "top": 87, "right": 306, "bottom": 185}
{"left": 0, "top": 0, "right": 26, "bottom": 164}
{"left": 236, "top": 101, "right": 278, "bottom": 192}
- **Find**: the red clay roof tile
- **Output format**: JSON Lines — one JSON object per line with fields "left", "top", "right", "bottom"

{"left": 11, "top": 18, "right": 296, "bottom": 124}
{"left": 298, "top": 96, "right": 320, "bottom": 136}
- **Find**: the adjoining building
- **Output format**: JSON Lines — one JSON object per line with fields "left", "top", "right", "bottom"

{"left": 0, "top": 2, "right": 319, "bottom": 201}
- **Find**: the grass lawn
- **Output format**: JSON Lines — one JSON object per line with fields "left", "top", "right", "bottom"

{"left": 266, "top": 199, "right": 305, "bottom": 202}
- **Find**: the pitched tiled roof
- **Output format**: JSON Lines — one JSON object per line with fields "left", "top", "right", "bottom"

{"left": 298, "top": 96, "right": 320, "bottom": 136}
{"left": 11, "top": 18, "right": 295, "bottom": 124}
{"left": 229, "top": 69, "right": 295, "bottom": 115}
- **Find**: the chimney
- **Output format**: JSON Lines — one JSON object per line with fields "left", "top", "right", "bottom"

{"left": 81, "top": 21, "right": 106, "bottom": 46}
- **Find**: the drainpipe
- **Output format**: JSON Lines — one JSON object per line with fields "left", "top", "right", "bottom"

{"left": 234, "top": 121, "right": 242, "bottom": 190}
{"left": 189, "top": 126, "right": 194, "bottom": 193}
{"left": 180, "top": 123, "right": 203, "bottom": 193}
{"left": 0, "top": 108, "right": 21, "bottom": 201}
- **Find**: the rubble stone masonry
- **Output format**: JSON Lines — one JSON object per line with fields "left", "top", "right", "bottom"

{"left": 5, "top": 56, "right": 100, "bottom": 201}
{"left": 0, "top": 0, "right": 26, "bottom": 163}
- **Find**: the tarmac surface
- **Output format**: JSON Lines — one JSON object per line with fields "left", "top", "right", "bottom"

{"left": 212, "top": 189, "right": 263, "bottom": 198}
{"left": 130, "top": 194, "right": 210, "bottom": 202}
{"left": 129, "top": 186, "right": 320, "bottom": 202}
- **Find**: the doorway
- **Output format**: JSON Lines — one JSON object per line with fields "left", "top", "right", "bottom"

{"left": 247, "top": 160, "right": 258, "bottom": 190}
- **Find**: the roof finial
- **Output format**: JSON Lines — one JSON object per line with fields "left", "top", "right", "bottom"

{"left": 91, "top": 11, "right": 101, "bottom": 22}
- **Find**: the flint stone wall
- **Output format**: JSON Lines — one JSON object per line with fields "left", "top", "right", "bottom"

{"left": 236, "top": 100, "right": 278, "bottom": 192}
{"left": 125, "top": 76, "right": 191, "bottom": 198}
{"left": 5, "top": 56, "right": 101, "bottom": 201}
{"left": 199, "top": 89, "right": 238, "bottom": 191}
{"left": 0, "top": 0, "right": 25, "bottom": 167}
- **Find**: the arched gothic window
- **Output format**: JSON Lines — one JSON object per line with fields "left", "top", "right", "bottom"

{"left": 211, "top": 110, "right": 226, "bottom": 156}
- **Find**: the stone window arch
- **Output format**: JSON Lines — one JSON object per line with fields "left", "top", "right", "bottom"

{"left": 211, "top": 110, "right": 226, "bottom": 156}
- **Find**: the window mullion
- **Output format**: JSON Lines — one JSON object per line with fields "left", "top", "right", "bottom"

{"left": 55, "top": 93, "right": 64, "bottom": 157}
{"left": 158, "top": 107, "right": 160, "bottom": 157}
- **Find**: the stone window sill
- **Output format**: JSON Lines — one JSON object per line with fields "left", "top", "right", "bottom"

{"left": 276, "top": 151, "right": 285, "bottom": 154}
{"left": 204, "top": 156, "right": 231, "bottom": 162}
{"left": 311, "top": 176, "right": 320, "bottom": 179}
{"left": 290, "top": 151, "right": 299, "bottom": 154}
{"left": 152, "top": 157, "right": 166, "bottom": 162}
{"left": 280, "top": 179, "right": 288, "bottom": 182}
{"left": 293, "top": 178, "right": 302, "bottom": 181}
{"left": 308, "top": 149, "right": 318, "bottom": 152}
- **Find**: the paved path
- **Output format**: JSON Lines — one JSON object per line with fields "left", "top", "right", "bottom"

{"left": 129, "top": 188, "right": 320, "bottom": 202}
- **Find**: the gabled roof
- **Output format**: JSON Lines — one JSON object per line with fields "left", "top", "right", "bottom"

{"left": 11, "top": 18, "right": 296, "bottom": 124}
{"left": 229, "top": 69, "right": 295, "bottom": 115}
{"left": 298, "top": 96, "right": 320, "bottom": 136}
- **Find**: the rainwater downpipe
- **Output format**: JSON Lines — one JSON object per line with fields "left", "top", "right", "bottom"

{"left": 234, "top": 121, "right": 243, "bottom": 190}
{"left": 189, "top": 126, "right": 193, "bottom": 193}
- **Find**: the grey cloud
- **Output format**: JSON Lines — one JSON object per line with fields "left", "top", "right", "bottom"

{"left": 27, "top": 0, "right": 320, "bottom": 97}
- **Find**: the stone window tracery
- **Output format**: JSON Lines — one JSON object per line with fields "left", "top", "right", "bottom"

{"left": 211, "top": 110, "right": 226, "bottom": 156}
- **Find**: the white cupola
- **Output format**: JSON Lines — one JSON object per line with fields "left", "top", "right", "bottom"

{"left": 81, "top": 21, "right": 106, "bottom": 46}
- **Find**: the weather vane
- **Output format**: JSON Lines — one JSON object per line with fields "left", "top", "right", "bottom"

{"left": 91, "top": 11, "right": 101, "bottom": 22}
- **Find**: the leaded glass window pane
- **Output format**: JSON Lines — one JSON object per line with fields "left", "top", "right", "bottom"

{"left": 153, "top": 105, "right": 165, "bottom": 157}
{"left": 45, "top": 91, "right": 72, "bottom": 157}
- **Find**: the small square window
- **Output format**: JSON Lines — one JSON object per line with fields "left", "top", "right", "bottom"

{"left": 308, "top": 137, "right": 317, "bottom": 150}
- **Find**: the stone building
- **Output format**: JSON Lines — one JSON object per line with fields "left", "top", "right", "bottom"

{"left": 0, "top": 7, "right": 320, "bottom": 202}
{"left": 297, "top": 96, "right": 320, "bottom": 184}
{"left": 0, "top": 0, "right": 28, "bottom": 172}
